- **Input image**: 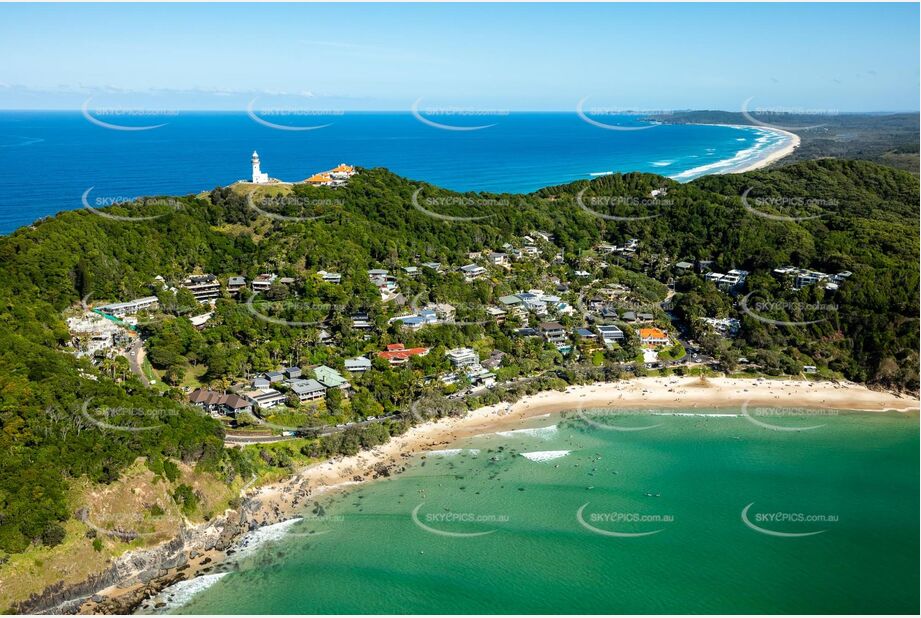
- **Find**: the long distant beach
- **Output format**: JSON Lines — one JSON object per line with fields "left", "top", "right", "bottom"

{"left": 670, "top": 124, "right": 800, "bottom": 181}
{"left": 728, "top": 125, "right": 801, "bottom": 173}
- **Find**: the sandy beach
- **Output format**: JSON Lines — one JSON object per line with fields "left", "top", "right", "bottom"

{"left": 77, "top": 377, "right": 917, "bottom": 614}
{"left": 255, "top": 376, "right": 916, "bottom": 516}
{"left": 730, "top": 125, "right": 801, "bottom": 173}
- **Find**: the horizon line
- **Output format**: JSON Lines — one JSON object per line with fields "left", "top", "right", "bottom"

{"left": 1, "top": 108, "right": 918, "bottom": 115}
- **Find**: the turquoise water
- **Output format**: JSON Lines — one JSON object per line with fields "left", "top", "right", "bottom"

{"left": 153, "top": 409, "right": 918, "bottom": 614}
{"left": 0, "top": 112, "right": 792, "bottom": 234}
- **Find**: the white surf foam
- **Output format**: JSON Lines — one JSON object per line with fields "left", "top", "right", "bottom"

{"left": 232, "top": 517, "right": 304, "bottom": 557}
{"left": 428, "top": 448, "right": 480, "bottom": 457}
{"left": 496, "top": 425, "right": 559, "bottom": 439}
{"left": 651, "top": 160, "right": 674, "bottom": 167}
{"left": 520, "top": 450, "right": 571, "bottom": 462}
{"left": 648, "top": 412, "right": 742, "bottom": 417}
{"left": 140, "top": 572, "right": 228, "bottom": 613}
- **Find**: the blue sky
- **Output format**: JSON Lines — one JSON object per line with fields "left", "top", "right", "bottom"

{"left": 0, "top": 3, "right": 918, "bottom": 111}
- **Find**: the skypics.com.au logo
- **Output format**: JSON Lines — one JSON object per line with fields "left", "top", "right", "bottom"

{"left": 81, "top": 98, "right": 178, "bottom": 131}
{"left": 740, "top": 188, "right": 834, "bottom": 222}
{"left": 739, "top": 98, "right": 837, "bottom": 132}
{"left": 411, "top": 98, "right": 508, "bottom": 131}
{"left": 739, "top": 293, "right": 838, "bottom": 327}
{"left": 741, "top": 502, "right": 837, "bottom": 538}
{"left": 576, "top": 99, "right": 672, "bottom": 131}
{"left": 246, "top": 193, "right": 342, "bottom": 222}
{"left": 575, "top": 189, "right": 671, "bottom": 221}
{"left": 576, "top": 503, "right": 674, "bottom": 538}
{"left": 246, "top": 97, "right": 343, "bottom": 131}
{"left": 411, "top": 503, "right": 508, "bottom": 538}
{"left": 81, "top": 188, "right": 183, "bottom": 222}
{"left": 410, "top": 189, "right": 501, "bottom": 223}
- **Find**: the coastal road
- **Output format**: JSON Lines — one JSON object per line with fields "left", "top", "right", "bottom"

{"left": 126, "top": 339, "right": 150, "bottom": 386}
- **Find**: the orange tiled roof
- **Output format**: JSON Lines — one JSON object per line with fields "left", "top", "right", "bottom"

{"left": 378, "top": 345, "right": 429, "bottom": 360}
{"left": 307, "top": 172, "right": 331, "bottom": 183}
{"left": 639, "top": 327, "right": 667, "bottom": 339}
{"left": 331, "top": 163, "right": 354, "bottom": 173}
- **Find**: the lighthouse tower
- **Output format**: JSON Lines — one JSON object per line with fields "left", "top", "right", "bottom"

{"left": 251, "top": 151, "right": 269, "bottom": 184}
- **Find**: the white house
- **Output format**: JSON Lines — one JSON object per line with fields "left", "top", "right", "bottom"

{"left": 345, "top": 357, "right": 372, "bottom": 373}
{"left": 446, "top": 347, "right": 479, "bottom": 368}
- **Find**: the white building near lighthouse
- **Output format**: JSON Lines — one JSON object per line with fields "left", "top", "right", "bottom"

{"left": 251, "top": 151, "right": 269, "bottom": 184}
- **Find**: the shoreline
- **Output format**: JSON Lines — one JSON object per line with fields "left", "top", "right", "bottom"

{"left": 71, "top": 376, "right": 918, "bottom": 615}
{"left": 669, "top": 123, "right": 801, "bottom": 181}
{"left": 723, "top": 124, "right": 801, "bottom": 174}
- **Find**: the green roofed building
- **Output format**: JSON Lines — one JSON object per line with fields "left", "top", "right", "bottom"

{"left": 314, "top": 365, "right": 351, "bottom": 392}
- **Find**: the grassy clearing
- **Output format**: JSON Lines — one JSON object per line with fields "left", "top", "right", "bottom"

{"left": 0, "top": 458, "right": 239, "bottom": 611}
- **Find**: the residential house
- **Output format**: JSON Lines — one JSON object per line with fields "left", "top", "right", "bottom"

{"left": 773, "top": 266, "right": 851, "bottom": 291}
{"left": 265, "top": 370, "right": 285, "bottom": 383}
{"left": 97, "top": 296, "right": 159, "bottom": 317}
{"left": 252, "top": 377, "right": 270, "bottom": 389}
{"left": 189, "top": 312, "right": 213, "bottom": 329}
{"left": 486, "top": 306, "right": 507, "bottom": 324}
{"left": 575, "top": 327, "right": 597, "bottom": 340}
{"left": 227, "top": 276, "right": 247, "bottom": 294}
{"left": 288, "top": 379, "right": 326, "bottom": 402}
{"left": 600, "top": 306, "right": 619, "bottom": 321}
{"left": 706, "top": 269, "right": 749, "bottom": 293}
{"left": 189, "top": 389, "right": 254, "bottom": 416}
{"left": 313, "top": 365, "right": 350, "bottom": 392}
{"left": 460, "top": 264, "right": 487, "bottom": 281}
{"left": 598, "top": 324, "right": 625, "bottom": 346}
{"left": 182, "top": 274, "right": 221, "bottom": 302}
{"left": 638, "top": 327, "right": 669, "bottom": 347}
{"left": 306, "top": 172, "right": 333, "bottom": 186}
{"left": 539, "top": 321, "right": 568, "bottom": 347}
{"left": 378, "top": 343, "right": 430, "bottom": 366}
{"left": 368, "top": 269, "right": 399, "bottom": 300}
{"left": 328, "top": 163, "right": 357, "bottom": 180}
{"left": 586, "top": 297, "right": 604, "bottom": 312}
{"left": 317, "top": 270, "right": 342, "bottom": 284}
{"left": 701, "top": 317, "right": 740, "bottom": 337}
{"left": 284, "top": 366, "right": 302, "bottom": 380}
{"left": 487, "top": 252, "right": 508, "bottom": 266}
{"left": 482, "top": 350, "right": 506, "bottom": 370}
{"left": 251, "top": 273, "right": 277, "bottom": 293}
{"left": 446, "top": 347, "right": 479, "bottom": 368}
{"left": 351, "top": 312, "right": 374, "bottom": 330}
{"left": 345, "top": 357, "right": 372, "bottom": 373}
{"left": 466, "top": 365, "right": 497, "bottom": 390}
{"left": 244, "top": 388, "right": 286, "bottom": 410}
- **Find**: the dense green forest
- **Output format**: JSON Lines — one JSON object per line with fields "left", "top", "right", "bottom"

{"left": 0, "top": 159, "right": 918, "bottom": 560}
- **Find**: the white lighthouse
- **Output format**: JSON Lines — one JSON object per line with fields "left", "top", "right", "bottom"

{"left": 251, "top": 151, "right": 269, "bottom": 184}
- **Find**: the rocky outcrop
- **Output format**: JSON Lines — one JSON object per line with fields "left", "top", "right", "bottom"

{"left": 12, "top": 508, "right": 252, "bottom": 615}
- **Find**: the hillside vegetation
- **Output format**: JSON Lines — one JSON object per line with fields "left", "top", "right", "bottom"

{"left": 0, "top": 160, "right": 917, "bottom": 584}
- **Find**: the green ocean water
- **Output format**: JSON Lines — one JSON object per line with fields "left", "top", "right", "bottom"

{"left": 158, "top": 409, "right": 918, "bottom": 614}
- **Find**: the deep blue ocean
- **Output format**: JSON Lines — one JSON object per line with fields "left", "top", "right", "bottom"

{"left": 0, "top": 111, "right": 790, "bottom": 234}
